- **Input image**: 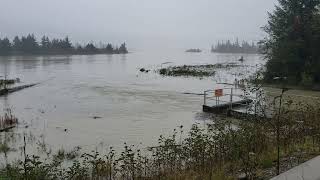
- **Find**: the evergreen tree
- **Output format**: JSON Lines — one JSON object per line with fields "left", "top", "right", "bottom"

{"left": 51, "top": 39, "right": 60, "bottom": 49}
{"left": 63, "top": 37, "right": 72, "bottom": 50}
{"left": 41, "top": 36, "right": 50, "bottom": 50}
{"left": 105, "top": 43, "right": 114, "bottom": 53}
{"left": 309, "top": 11, "right": 320, "bottom": 83}
{"left": 262, "top": 0, "right": 320, "bottom": 85}
{"left": 13, "top": 36, "right": 22, "bottom": 51}
{"left": 85, "top": 43, "right": 98, "bottom": 52}
{"left": 118, "top": 43, "right": 128, "bottom": 54}
{"left": 0, "top": 38, "right": 12, "bottom": 55}
{"left": 21, "top": 34, "right": 39, "bottom": 53}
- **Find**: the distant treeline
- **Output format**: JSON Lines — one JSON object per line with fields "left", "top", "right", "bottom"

{"left": 211, "top": 39, "right": 260, "bottom": 54}
{"left": 0, "top": 34, "right": 128, "bottom": 55}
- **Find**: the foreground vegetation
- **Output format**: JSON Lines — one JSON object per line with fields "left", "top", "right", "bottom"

{"left": 1, "top": 86, "right": 320, "bottom": 179}
{"left": 0, "top": 79, "right": 18, "bottom": 89}
{"left": 0, "top": 34, "right": 128, "bottom": 55}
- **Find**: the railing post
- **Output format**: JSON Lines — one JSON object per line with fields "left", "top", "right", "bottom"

{"left": 254, "top": 91, "right": 257, "bottom": 115}
{"left": 204, "top": 91, "right": 207, "bottom": 105}
{"left": 230, "top": 88, "right": 233, "bottom": 110}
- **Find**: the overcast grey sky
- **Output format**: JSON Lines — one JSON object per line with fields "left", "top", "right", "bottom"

{"left": 0, "top": 0, "right": 277, "bottom": 49}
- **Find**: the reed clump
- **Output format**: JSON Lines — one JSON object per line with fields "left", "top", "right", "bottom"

{"left": 0, "top": 109, "right": 18, "bottom": 130}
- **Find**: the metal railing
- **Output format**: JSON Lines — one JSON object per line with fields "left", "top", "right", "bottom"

{"left": 204, "top": 87, "right": 320, "bottom": 118}
{"left": 203, "top": 88, "right": 247, "bottom": 105}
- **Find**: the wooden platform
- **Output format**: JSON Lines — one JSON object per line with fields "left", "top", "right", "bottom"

{"left": 203, "top": 99, "right": 253, "bottom": 114}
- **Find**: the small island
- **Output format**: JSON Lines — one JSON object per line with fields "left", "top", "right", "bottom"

{"left": 185, "top": 48, "right": 202, "bottom": 53}
{"left": 0, "top": 34, "right": 128, "bottom": 56}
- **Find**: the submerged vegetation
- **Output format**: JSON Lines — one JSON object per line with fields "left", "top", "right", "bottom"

{"left": 0, "top": 34, "right": 128, "bottom": 55}
{"left": 211, "top": 39, "right": 259, "bottom": 54}
{"left": 158, "top": 63, "right": 240, "bottom": 77}
{"left": 0, "top": 79, "right": 18, "bottom": 89}
{"left": 0, "top": 79, "right": 38, "bottom": 96}
{"left": 159, "top": 65, "right": 213, "bottom": 77}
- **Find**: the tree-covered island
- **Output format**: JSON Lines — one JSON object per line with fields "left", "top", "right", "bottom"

{"left": 0, "top": 34, "right": 128, "bottom": 55}
{"left": 211, "top": 39, "right": 260, "bottom": 54}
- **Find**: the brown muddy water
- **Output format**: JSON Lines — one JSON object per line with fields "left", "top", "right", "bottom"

{"left": 0, "top": 50, "right": 263, "bottom": 162}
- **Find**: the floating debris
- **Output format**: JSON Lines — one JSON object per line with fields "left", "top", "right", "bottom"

{"left": 139, "top": 68, "right": 150, "bottom": 73}
{"left": 0, "top": 78, "right": 20, "bottom": 86}
{"left": 185, "top": 49, "right": 202, "bottom": 53}
{"left": 239, "top": 56, "right": 244, "bottom": 62}
{"left": 91, "top": 116, "right": 102, "bottom": 119}
{"left": 161, "top": 62, "right": 173, "bottom": 65}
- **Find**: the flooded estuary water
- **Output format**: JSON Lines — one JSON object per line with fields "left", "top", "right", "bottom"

{"left": 0, "top": 50, "right": 263, "bottom": 161}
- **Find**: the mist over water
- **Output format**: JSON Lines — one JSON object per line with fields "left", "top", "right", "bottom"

{"left": 0, "top": 0, "right": 277, "bottom": 49}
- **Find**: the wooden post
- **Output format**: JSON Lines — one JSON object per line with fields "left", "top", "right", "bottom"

{"left": 254, "top": 91, "right": 257, "bottom": 115}
{"left": 204, "top": 91, "right": 207, "bottom": 105}
{"left": 230, "top": 88, "right": 233, "bottom": 110}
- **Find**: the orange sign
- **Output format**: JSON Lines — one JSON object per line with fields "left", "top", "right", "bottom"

{"left": 215, "top": 89, "right": 223, "bottom": 97}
